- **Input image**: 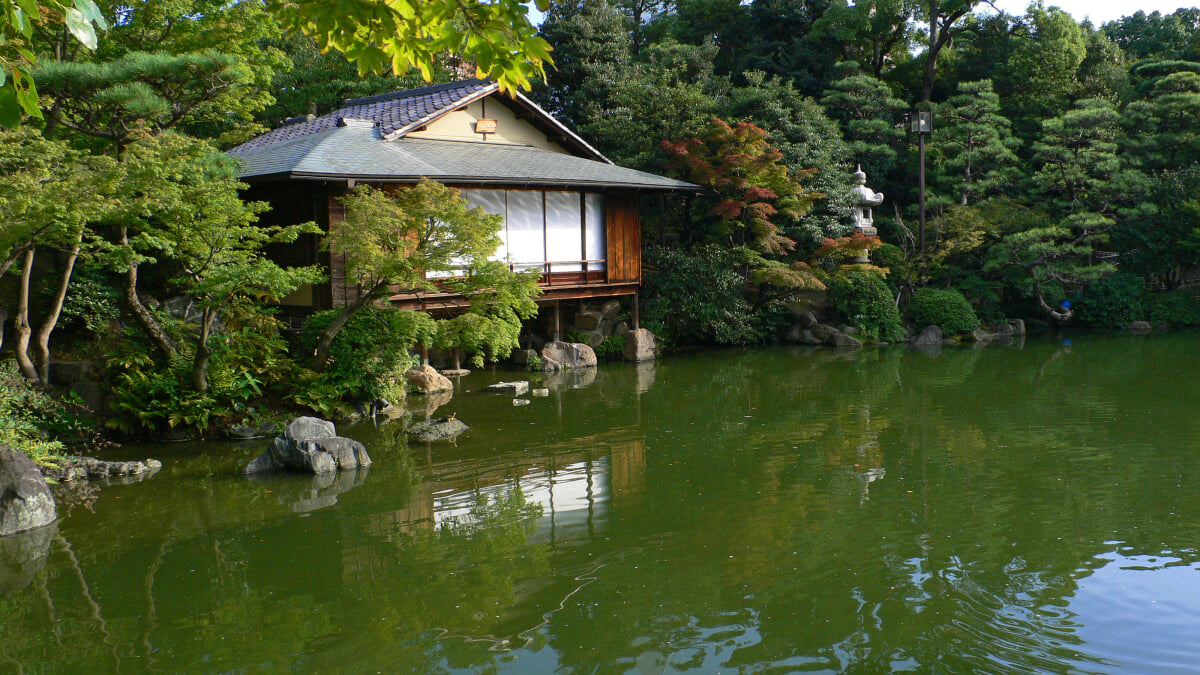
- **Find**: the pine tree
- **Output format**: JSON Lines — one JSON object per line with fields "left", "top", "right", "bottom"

{"left": 932, "top": 80, "right": 1021, "bottom": 206}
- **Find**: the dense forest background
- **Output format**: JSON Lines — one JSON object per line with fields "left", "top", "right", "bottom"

{"left": 4, "top": 0, "right": 1200, "bottom": 445}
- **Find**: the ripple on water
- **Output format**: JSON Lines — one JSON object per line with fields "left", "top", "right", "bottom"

{"left": 1068, "top": 549, "right": 1200, "bottom": 674}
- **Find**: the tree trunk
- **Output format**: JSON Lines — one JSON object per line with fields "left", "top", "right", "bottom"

{"left": 308, "top": 281, "right": 387, "bottom": 371}
{"left": 14, "top": 249, "right": 38, "bottom": 383}
{"left": 190, "top": 307, "right": 217, "bottom": 393}
{"left": 121, "top": 227, "right": 176, "bottom": 360}
{"left": 1032, "top": 279, "right": 1072, "bottom": 322}
{"left": 35, "top": 229, "right": 84, "bottom": 385}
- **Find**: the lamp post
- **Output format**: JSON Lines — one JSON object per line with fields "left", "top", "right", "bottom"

{"left": 911, "top": 110, "right": 932, "bottom": 257}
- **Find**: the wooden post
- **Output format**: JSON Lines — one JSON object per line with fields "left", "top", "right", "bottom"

{"left": 553, "top": 301, "right": 561, "bottom": 342}
{"left": 420, "top": 342, "right": 429, "bottom": 366}
{"left": 632, "top": 293, "right": 640, "bottom": 330}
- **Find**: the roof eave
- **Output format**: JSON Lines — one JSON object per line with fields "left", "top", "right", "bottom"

{"left": 507, "top": 91, "right": 612, "bottom": 165}
{"left": 242, "top": 171, "right": 699, "bottom": 191}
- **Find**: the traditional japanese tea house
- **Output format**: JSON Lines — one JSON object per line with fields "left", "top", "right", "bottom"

{"left": 227, "top": 79, "right": 697, "bottom": 327}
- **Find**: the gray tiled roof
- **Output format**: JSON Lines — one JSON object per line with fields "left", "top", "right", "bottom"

{"left": 233, "top": 80, "right": 494, "bottom": 151}
{"left": 230, "top": 123, "right": 696, "bottom": 191}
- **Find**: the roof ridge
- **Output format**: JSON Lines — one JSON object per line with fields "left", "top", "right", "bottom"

{"left": 342, "top": 79, "right": 490, "bottom": 107}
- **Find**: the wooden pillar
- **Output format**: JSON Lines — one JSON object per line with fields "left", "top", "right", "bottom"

{"left": 419, "top": 342, "right": 429, "bottom": 366}
{"left": 553, "top": 301, "right": 562, "bottom": 342}
{"left": 632, "top": 293, "right": 640, "bottom": 330}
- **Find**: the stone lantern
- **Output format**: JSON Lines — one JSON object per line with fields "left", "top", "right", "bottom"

{"left": 850, "top": 166, "right": 884, "bottom": 264}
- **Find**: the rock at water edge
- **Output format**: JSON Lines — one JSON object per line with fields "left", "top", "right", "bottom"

{"left": 0, "top": 445, "right": 57, "bottom": 537}
{"left": 624, "top": 329, "right": 657, "bottom": 362}
{"left": 484, "top": 381, "right": 530, "bottom": 396}
{"left": 406, "top": 417, "right": 470, "bottom": 442}
{"left": 830, "top": 331, "right": 863, "bottom": 348}
{"left": 244, "top": 416, "right": 371, "bottom": 474}
{"left": 405, "top": 365, "right": 453, "bottom": 394}
{"left": 912, "top": 325, "right": 943, "bottom": 346}
{"left": 541, "top": 341, "right": 598, "bottom": 371}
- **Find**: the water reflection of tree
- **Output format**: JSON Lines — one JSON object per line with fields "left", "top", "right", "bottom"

{"left": 577, "top": 338, "right": 1200, "bottom": 673}
{"left": 0, "top": 423, "right": 556, "bottom": 672}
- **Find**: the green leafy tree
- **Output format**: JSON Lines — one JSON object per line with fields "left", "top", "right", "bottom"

{"left": 105, "top": 134, "right": 322, "bottom": 392}
{"left": 916, "top": 0, "right": 986, "bottom": 102}
{"left": 1110, "top": 165, "right": 1200, "bottom": 287}
{"left": 931, "top": 79, "right": 1021, "bottom": 206}
{"left": 812, "top": 0, "right": 918, "bottom": 78}
{"left": 820, "top": 61, "right": 907, "bottom": 178}
{"left": 533, "top": 0, "right": 631, "bottom": 129}
{"left": 579, "top": 39, "right": 725, "bottom": 171}
{"left": 268, "top": 0, "right": 554, "bottom": 93}
{"left": 1104, "top": 9, "right": 1196, "bottom": 61}
{"left": 1123, "top": 70, "right": 1200, "bottom": 172}
{"left": 699, "top": 0, "right": 837, "bottom": 97}
{"left": 34, "top": 51, "right": 251, "bottom": 152}
{"left": 0, "top": 0, "right": 106, "bottom": 126}
{"left": 996, "top": 4, "right": 1087, "bottom": 140}
{"left": 984, "top": 98, "right": 1134, "bottom": 321}
{"left": 258, "top": 35, "right": 454, "bottom": 124}
{"left": 27, "top": 0, "right": 287, "bottom": 147}
{"left": 0, "top": 127, "right": 117, "bottom": 385}
{"left": 310, "top": 179, "right": 540, "bottom": 370}
{"left": 1073, "top": 22, "right": 1130, "bottom": 102}
{"left": 1032, "top": 97, "right": 1131, "bottom": 220}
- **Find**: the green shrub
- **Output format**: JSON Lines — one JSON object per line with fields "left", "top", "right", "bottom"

{"left": 562, "top": 328, "right": 591, "bottom": 344}
{"left": 826, "top": 270, "right": 904, "bottom": 342}
{"left": 1073, "top": 272, "right": 1148, "bottom": 328}
{"left": 907, "top": 288, "right": 980, "bottom": 334}
{"left": 298, "top": 307, "right": 436, "bottom": 408}
{"left": 595, "top": 335, "right": 625, "bottom": 360}
{"left": 0, "top": 361, "right": 91, "bottom": 466}
{"left": 105, "top": 308, "right": 295, "bottom": 437}
{"left": 643, "top": 245, "right": 761, "bottom": 346}
{"left": 1148, "top": 289, "right": 1200, "bottom": 327}
{"left": 524, "top": 353, "right": 544, "bottom": 372}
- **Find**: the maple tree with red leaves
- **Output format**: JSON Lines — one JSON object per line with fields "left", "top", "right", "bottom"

{"left": 662, "top": 118, "right": 821, "bottom": 256}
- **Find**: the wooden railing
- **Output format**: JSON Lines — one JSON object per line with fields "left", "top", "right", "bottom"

{"left": 430, "top": 259, "right": 608, "bottom": 286}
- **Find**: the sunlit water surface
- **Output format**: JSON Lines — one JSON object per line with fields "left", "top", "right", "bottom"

{"left": 4, "top": 333, "right": 1200, "bottom": 673}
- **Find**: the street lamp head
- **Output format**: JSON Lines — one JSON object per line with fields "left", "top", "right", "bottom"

{"left": 910, "top": 110, "right": 933, "bottom": 135}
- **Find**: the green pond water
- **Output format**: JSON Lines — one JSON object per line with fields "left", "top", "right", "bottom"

{"left": 5, "top": 333, "right": 1200, "bottom": 674}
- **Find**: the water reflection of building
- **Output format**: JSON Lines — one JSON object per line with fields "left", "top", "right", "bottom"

{"left": 361, "top": 428, "right": 646, "bottom": 545}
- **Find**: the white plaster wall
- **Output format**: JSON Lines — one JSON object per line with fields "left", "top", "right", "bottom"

{"left": 408, "top": 96, "right": 570, "bottom": 154}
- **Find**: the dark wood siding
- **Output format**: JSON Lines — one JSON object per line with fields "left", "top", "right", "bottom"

{"left": 605, "top": 194, "right": 640, "bottom": 283}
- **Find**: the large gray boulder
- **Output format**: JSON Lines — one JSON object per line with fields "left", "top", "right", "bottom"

{"left": 574, "top": 309, "right": 604, "bottom": 331}
{"left": 912, "top": 325, "right": 944, "bottom": 346}
{"left": 805, "top": 323, "right": 861, "bottom": 348}
{"left": 244, "top": 417, "right": 371, "bottom": 474}
{"left": 541, "top": 341, "right": 598, "bottom": 371}
{"left": 624, "top": 328, "right": 657, "bottom": 361}
{"left": 0, "top": 444, "right": 57, "bottom": 537}
{"left": 405, "top": 364, "right": 453, "bottom": 394}
{"left": 830, "top": 331, "right": 863, "bottom": 348}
